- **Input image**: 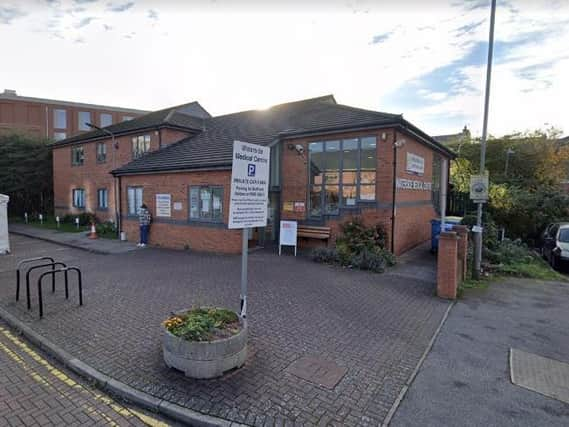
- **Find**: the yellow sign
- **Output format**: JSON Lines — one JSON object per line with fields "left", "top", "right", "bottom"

{"left": 283, "top": 201, "right": 294, "bottom": 212}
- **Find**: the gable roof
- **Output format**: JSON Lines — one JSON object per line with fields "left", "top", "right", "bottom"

{"left": 49, "top": 101, "right": 210, "bottom": 147}
{"left": 113, "top": 95, "right": 454, "bottom": 175}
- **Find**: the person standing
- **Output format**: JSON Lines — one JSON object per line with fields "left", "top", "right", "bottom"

{"left": 138, "top": 203, "right": 152, "bottom": 247}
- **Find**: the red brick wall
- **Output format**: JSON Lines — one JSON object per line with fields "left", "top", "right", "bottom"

{"left": 52, "top": 128, "right": 189, "bottom": 221}
{"left": 280, "top": 128, "right": 442, "bottom": 255}
{"left": 119, "top": 171, "right": 242, "bottom": 253}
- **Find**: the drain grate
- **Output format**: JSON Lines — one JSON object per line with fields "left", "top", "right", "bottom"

{"left": 286, "top": 355, "right": 347, "bottom": 389}
{"left": 510, "top": 348, "right": 569, "bottom": 404}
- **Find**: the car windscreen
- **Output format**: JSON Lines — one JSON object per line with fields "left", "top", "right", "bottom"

{"left": 558, "top": 229, "right": 569, "bottom": 243}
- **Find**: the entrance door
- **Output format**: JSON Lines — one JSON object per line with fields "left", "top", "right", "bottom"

{"left": 258, "top": 191, "right": 280, "bottom": 247}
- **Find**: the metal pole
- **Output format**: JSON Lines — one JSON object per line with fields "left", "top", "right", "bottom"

{"left": 440, "top": 158, "right": 448, "bottom": 231}
{"left": 240, "top": 228, "right": 248, "bottom": 318}
{"left": 474, "top": 0, "right": 496, "bottom": 280}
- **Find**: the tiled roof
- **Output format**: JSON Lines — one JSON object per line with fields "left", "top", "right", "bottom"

{"left": 49, "top": 101, "right": 210, "bottom": 146}
{"left": 113, "top": 95, "right": 454, "bottom": 175}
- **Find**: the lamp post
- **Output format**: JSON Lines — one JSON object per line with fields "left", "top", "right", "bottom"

{"left": 85, "top": 122, "right": 120, "bottom": 238}
{"left": 473, "top": 0, "right": 497, "bottom": 280}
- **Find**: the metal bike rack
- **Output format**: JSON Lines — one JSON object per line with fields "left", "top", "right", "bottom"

{"left": 25, "top": 262, "right": 67, "bottom": 310}
{"left": 37, "top": 267, "right": 83, "bottom": 318}
{"left": 16, "top": 257, "right": 54, "bottom": 302}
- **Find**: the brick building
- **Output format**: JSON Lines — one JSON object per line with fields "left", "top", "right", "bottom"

{"left": 0, "top": 89, "right": 147, "bottom": 141}
{"left": 50, "top": 95, "right": 454, "bottom": 255}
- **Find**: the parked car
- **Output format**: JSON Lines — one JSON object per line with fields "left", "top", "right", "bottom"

{"left": 541, "top": 222, "right": 569, "bottom": 269}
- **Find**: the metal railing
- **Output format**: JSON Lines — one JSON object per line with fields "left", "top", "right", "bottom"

{"left": 37, "top": 267, "right": 83, "bottom": 318}
{"left": 16, "top": 257, "right": 54, "bottom": 302}
{"left": 25, "top": 262, "right": 67, "bottom": 310}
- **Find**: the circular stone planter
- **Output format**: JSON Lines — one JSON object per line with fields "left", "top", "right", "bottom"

{"left": 161, "top": 311, "right": 247, "bottom": 379}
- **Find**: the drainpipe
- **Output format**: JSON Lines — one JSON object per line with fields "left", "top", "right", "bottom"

{"left": 391, "top": 131, "right": 397, "bottom": 254}
{"left": 45, "top": 106, "right": 49, "bottom": 138}
{"left": 117, "top": 175, "right": 122, "bottom": 237}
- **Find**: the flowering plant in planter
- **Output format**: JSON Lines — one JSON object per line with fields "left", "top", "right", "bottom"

{"left": 161, "top": 307, "right": 248, "bottom": 379}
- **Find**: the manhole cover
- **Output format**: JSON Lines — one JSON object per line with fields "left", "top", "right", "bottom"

{"left": 510, "top": 348, "right": 569, "bottom": 404}
{"left": 286, "top": 355, "right": 347, "bottom": 389}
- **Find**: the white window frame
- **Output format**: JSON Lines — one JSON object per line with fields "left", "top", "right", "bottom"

{"left": 54, "top": 109, "right": 67, "bottom": 129}
{"left": 127, "top": 187, "right": 143, "bottom": 216}
{"left": 97, "top": 188, "right": 108, "bottom": 209}
{"left": 72, "top": 189, "right": 85, "bottom": 208}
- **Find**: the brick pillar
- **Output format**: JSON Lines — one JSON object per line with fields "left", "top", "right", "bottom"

{"left": 453, "top": 225, "right": 469, "bottom": 282}
{"left": 437, "top": 231, "right": 458, "bottom": 300}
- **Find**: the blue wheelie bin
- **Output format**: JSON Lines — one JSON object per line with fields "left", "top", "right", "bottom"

{"left": 431, "top": 216, "right": 463, "bottom": 252}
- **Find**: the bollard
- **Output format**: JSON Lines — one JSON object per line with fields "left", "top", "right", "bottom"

{"left": 56, "top": 216, "right": 60, "bottom": 228}
{"left": 75, "top": 217, "right": 79, "bottom": 229}
{"left": 24, "top": 212, "right": 28, "bottom": 224}
{"left": 39, "top": 213, "right": 43, "bottom": 225}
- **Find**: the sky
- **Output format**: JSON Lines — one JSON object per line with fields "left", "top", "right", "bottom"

{"left": 1, "top": 0, "right": 568, "bottom": 138}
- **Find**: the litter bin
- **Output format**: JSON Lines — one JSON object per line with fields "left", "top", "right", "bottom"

{"left": 431, "top": 216, "right": 462, "bottom": 252}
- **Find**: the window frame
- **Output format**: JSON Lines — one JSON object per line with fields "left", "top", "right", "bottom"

{"left": 72, "top": 188, "right": 85, "bottom": 209}
{"left": 308, "top": 136, "right": 377, "bottom": 217}
{"left": 78, "top": 111, "right": 91, "bottom": 131}
{"left": 96, "top": 142, "right": 107, "bottom": 163}
{"left": 97, "top": 188, "right": 108, "bottom": 210}
{"left": 189, "top": 186, "right": 224, "bottom": 223}
{"left": 71, "top": 145, "right": 85, "bottom": 166}
{"left": 100, "top": 113, "right": 113, "bottom": 127}
{"left": 127, "top": 186, "right": 143, "bottom": 216}
{"left": 54, "top": 109, "right": 67, "bottom": 129}
{"left": 132, "top": 134, "right": 151, "bottom": 159}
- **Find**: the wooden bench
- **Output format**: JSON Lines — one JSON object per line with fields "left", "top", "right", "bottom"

{"left": 297, "top": 225, "right": 331, "bottom": 241}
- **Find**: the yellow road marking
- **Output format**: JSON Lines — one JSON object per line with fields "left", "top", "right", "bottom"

{"left": 0, "top": 326, "right": 170, "bottom": 426}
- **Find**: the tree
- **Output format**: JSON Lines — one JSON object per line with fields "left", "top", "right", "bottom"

{"left": 0, "top": 133, "right": 53, "bottom": 216}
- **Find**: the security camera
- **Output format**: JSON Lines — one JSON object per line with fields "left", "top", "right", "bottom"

{"left": 295, "top": 144, "right": 305, "bottom": 154}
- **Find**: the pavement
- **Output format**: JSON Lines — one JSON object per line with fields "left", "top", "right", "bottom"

{"left": 391, "top": 277, "right": 569, "bottom": 426}
{"left": 8, "top": 223, "right": 138, "bottom": 255}
{"left": 0, "top": 318, "right": 173, "bottom": 427}
{"left": 0, "top": 234, "right": 448, "bottom": 426}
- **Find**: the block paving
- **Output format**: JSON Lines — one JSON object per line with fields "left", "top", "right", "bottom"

{"left": 0, "top": 235, "right": 450, "bottom": 426}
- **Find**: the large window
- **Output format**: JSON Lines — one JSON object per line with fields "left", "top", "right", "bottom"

{"left": 54, "top": 109, "right": 67, "bottom": 129}
{"left": 308, "top": 136, "right": 377, "bottom": 216}
{"left": 100, "top": 113, "right": 113, "bottom": 127}
{"left": 189, "top": 186, "right": 223, "bottom": 222}
{"left": 96, "top": 142, "right": 107, "bottom": 163}
{"left": 72, "top": 189, "right": 85, "bottom": 208}
{"left": 78, "top": 111, "right": 91, "bottom": 131}
{"left": 97, "top": 188, "right": 108, "bottom": 209}
{"left": 71, "top": 146, "right": 84, "bottom": 166}
{"left": 132, "top": 135, "right": 151, "bottom": 159}
{"left": 127, "top": 187, "right": 143, "bottom": 216}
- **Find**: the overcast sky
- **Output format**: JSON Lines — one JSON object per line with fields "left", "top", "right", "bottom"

{"left": 1, "top": 0, "right": 568, "bottom": 137}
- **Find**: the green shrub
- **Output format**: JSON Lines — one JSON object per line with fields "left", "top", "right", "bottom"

{"left": 338, "top": 217, "right": 388, "bottom": 253}
{"left": 62, "top": 212, "right": 97, "bottom": 226}
{"left": 484, "top": 238, "right": 534, "bottom": 265}
{"left": 95, "top": 221, "right": 117, "bottom": 236}
{"left": 311, "top": 247, "right": 339, "bottom": 264}
{"left": 163, "top": 307, "right": 240, "bottom": 342}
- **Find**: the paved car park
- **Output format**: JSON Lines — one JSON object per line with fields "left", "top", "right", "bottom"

{"left": 0, "top": 235, "right": 449, "bottom": 426}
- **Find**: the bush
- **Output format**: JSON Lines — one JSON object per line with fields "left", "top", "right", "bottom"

{"left": 96, "top": 221, "right": 117, "bottom": 236}
{"left": 163, "top": 307, "right": 240, "bottom": 342}
{"left": 484, "top": 239, "right": 534, "bottom": 265}
{"left": 62, "top": 212, "right": 97, "bottom": 226}
{"left": 311, "top": 218, "right": 395, "bottom": 273}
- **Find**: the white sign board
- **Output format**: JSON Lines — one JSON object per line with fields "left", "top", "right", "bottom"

{"left": 470, "top": 174, "right": 489, "bottom": 202}
{"left": 406, "top": 153, "right": 425, "bottom": 175}
{"left": 228, "top": 140, "right": 270, "bottom": 229}
{"left": 279, "top": 220, "right": 298, "bottom": 256}
{"left": 155, "top": 193, "right": 172, "bottom": 217}
{"left": 173, "top": 202, "right": 183, "bottom": 211}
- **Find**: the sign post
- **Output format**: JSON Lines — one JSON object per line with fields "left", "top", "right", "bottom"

{"left": 228, "top": 140, "right": 270, "bottom": 318}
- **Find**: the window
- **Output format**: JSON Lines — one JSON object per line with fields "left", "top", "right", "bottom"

{"left": 72, "top": 189, "right": 85, "bottom": 208}
{"left": 308, "top": 136, "right": 377, "bottom": 217}
{"left": 71, "top": 146, "right": 84, "bottom": 166}
{"left": 54, "top": 109, "right": 67, "bottom": 129}
{"left": 122, "top": 116, "right": 134, "bottom": 122}
{"left": 100, "top": 113, "right": 113, "bottom": 127}
{"left": 97, "top": 189, "right": 108, "bottom": 209}
{"left": 127, "top": 187, "right": 143, "bottom": 216}
{"left": 132, "top": 135, "right": 151, "bottom": 159}
{"left": 96, "top": 142, "right": 107, "bottom": 163}
{"left": 78, "top": 111, "right": 91, "bottom": 131}
{"left": 189, "top": 186, "right": 223, "bottom": 222}
{"left": 54, "top": 132, "right": 66, "bottom": 141}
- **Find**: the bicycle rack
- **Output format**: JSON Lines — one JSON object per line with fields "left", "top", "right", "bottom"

{"left": 37, "top": 267, "right": 83, "bottom": 318}
{"left": 25, "top": 262, "right": 67, "bottom": 310}
{"left": 16, "top": 257, "right": 54, "bottom": 302}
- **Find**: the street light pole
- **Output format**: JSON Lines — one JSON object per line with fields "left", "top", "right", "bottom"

{"left": 85, "top": 123, "right": 120, "bottom": 238}
{"left": 473, "top": 0, "right": 497, "bottom": 280}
